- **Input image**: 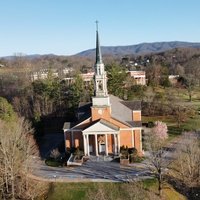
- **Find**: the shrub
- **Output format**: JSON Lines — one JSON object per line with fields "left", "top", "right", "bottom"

{"left": 50, "top": 148, "right": 61, "bottom": 160}
{"left": 74, "top": 148, "right": 84, "bottom": 160}
{"left": 120, "top": 146, "right": 129, "bottom": 159}
{"left": 45, "top": 158, "right": 63, "bottom": 167}
{"left": 148, "top": 121, "right": 154, "bottom": 128}
{"left": 128, "top": 148, "right": 138, "bottom": 163}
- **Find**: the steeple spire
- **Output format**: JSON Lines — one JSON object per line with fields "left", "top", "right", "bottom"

{"left": 95, "top": 20, "right": 102, "bottom": 64}
{"left": 93, "top": 21, "right": 108, "bottom": 98}
{"left": 92, "top": 21, "right": 110, "bottom": 106}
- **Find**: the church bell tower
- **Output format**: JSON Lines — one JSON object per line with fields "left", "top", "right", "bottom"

{"left": 92, "top": 21, "right": 110, "bottom": 107}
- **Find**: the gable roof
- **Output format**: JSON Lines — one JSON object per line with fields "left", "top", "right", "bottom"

{"left": 82, "top": 119, "right": 119, "bottom": 133}
{"left": 65, "top": 95, "right": 142, "bottom": 130}
{"left": 77, "top": 102, "right": 92, "bottom": 121}
{"left": 121, "top": 100, "right": 141, "bottom": 111}
{"left": 110, "top": 95, "right": 132, "bottom": 125}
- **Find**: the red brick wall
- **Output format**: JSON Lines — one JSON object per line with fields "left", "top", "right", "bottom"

{"left": 91, "top": 106, "right": 111, "bottom": 121}
{"left": 134, "top": 129, "right": 142, "bottom": 154}
{"left": 120, "top": 130, "right": 132, "bottom": 148}
{"left": 73, "top": 131, "right": 84, "bottom": 149}
{"left": 107, "top": 134, "right": 113, "bottom": 153}
{"left": 65, "top": 132, "right": 71, "bottom": 149}
{"left": 65, "top": 131, "right": 84, "bottom": 150}
{"left": 132, "top": 111, "right": 141, "bottom": 121}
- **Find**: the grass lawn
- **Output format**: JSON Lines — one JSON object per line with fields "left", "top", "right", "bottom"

{"left": 47, "top": 180, "right": 186, "bottom": 200}
{"left": 47, "top": 183, "right": 91, "bottom": 200}
{"left": 142, "top": 113, "right": 200, "bottom": 139}
{"left": 142, "top": 179, "right": 186, "bottom": 200}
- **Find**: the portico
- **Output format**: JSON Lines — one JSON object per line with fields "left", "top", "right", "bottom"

{"left": 82, "top": 119, "right": 120, "bottom": 156}
{"left": 82, "top": 133, "right": 120, "bottom": 156}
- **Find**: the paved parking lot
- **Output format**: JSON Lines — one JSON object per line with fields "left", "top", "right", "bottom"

{"left": 31, "top": 157, "right": 151, "bottom": 182}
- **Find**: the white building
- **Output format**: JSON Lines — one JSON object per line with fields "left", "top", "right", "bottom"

{"left": 128, "top": 71, "right": 146, "bottom": 85}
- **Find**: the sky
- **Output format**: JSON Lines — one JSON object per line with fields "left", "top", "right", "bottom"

{"left": 0, "top": 0, "right": 200, "bottom": 57}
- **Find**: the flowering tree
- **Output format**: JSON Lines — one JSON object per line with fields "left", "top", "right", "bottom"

{"left": 152, "top": 121, "right": 168, "bottom": 140}
{"left": 145, "top": 121, "right": 169, "bottom": 196}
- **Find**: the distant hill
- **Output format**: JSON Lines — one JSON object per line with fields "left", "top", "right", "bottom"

{"left": 76, "top": 41, "right": 200, "bottom": 57}
{"left": 0, "top": 54, "right": 57, "bottom": 60}
{"left": 2, "top": 41, "right": 200, "bottom": 60}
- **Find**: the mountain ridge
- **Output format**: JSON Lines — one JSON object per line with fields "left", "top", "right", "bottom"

{"left": 1, "top": 41, "right": 200, "bottom": 60}
{"left": 76, "top": 41, "right": 200, "bottom": 57}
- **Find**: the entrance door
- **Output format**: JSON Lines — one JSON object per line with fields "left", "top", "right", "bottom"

{"left": 99, "top": 143, "right": 105, "bottom": 153}
{"left": 89, "top": 145, "right": 93, "bottom": 153}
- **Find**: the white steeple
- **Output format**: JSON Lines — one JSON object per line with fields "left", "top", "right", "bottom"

{"left": 94, "top": 21, "right": 108, "bottom": 97}
{"left": 92, "top": 21, "right": 110, "bottom": 107}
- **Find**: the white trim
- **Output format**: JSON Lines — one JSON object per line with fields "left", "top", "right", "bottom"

{"left": 105, "top": 134, "right": 108, "bottom": 156}
{"left": 63, "top": 117, "right": 91, "bottom": 132}
{"left": 117, "top": 134, "right": 120, "bottom": 153}
{"left": 114, "top": 134, "right": 117, "bottom": 154}
{"left": 131, "top": 130, "right": 135, "bottom": 148}
{"left": 83, "top": 131, "right": 118, "bottom": 135}
{"left": 82, "top": 120, "right": 119, "bottom": 133}
{"left": 120, "top": 127, "right": 142, "bottom": 131}
{"left": 83, "top": 135, "right": 87, "bottom": 156}
{"left": 86, "top": 134, "right": 90, "bottom": 156}
{"left": 95, "top": 134, "right": 98, "bottom": 156}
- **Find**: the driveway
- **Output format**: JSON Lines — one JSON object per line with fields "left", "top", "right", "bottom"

{"left": 31, "top": 157, "right": 151, "bottom": 182}
{"left": 31, "top": 135, "right": 185, "bottom": 182}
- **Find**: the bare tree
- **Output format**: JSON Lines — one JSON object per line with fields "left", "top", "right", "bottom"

{"left": 0, "top": 118, "right": 48, "bottom": 199}
{"left": 145, "top": 123, "right": 170, "bottom": 197}
{"left": 169, "top": 132, "right": 200, "bottom": 196}
{"left": 171, "top": 104, "right": 195, "bottom": 128}
{"left": 146, "top": 64, "right": 162, "bottom": 87}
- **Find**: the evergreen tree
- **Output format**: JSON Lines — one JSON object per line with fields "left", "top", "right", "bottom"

{"left": 106, "top": 63, "right": 127, "bottom": 98}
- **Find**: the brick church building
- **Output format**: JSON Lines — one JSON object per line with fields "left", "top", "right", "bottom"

{"left": 63, "top": 25, "right": 143, "bottom": 157}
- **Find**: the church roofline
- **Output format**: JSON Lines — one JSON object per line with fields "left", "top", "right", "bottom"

{"left": 82, "top": 118, "right": 120, "bottom": 132}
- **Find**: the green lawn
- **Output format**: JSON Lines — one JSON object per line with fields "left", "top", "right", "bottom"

{"left": 47, "top": 183, "right": 91, "bottom": 200}
{"left": 47, "top": 180, "right": 186, "bottom": 200}
{"left": 142, "top": 114, "right": 200, "bottom": 137}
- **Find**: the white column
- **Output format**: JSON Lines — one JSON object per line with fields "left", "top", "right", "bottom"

{"left": 105, "top": 134, "right": 108, "bottom": 156}
{"left": 95, "top": 134, "right": 98, "bottom": 156}
{"left": 86, "top": 134, "right": 90, "bottom": 156}
{"left": 114, "top": 134, "right": 117, "bottom": 155}
{"left": 132, "top": 130, "right": 135, "bottom": 148}
{"left": 83, "top": 134, "right": 87, "bottom": 156}
{"left": 117, "top": 134, "right": 120, "bottom": 154}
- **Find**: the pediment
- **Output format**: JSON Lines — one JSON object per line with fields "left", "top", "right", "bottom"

{"left": 82, "top": 119, "right": 119, "bottom": 134}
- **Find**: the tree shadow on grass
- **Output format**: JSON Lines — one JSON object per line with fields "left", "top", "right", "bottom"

{"left": 166, "top": 175, "right": 200, "bottom": 200}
